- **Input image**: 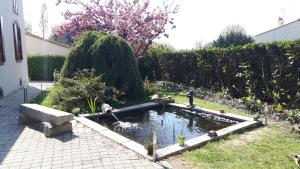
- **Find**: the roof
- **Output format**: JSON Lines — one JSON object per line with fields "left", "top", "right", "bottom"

{"left": 255, "top": 19, "right": 300, "bottom": 37}
{"left": 25, "top": 33, "right": 71, "bottom": 49}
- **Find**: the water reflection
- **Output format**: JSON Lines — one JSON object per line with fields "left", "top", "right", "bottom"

{"left": 93, "top": 108, "right": 233, "bottom": 148}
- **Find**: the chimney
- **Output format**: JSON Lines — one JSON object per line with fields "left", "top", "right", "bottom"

{"left": 278, "top": 17, "right": 284, "bottom": 26}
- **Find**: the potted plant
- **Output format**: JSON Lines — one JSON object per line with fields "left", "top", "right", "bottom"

{"left": 220, "top": 109, "right": 225, "bottom": 113}
{"left": 178, "top": 123, "right": 185, "bottom": 146}
{"left": 178, "top": 135, "right": 185, "bottom": 146}
{"left": 144, "top": 143, "right": 153, "bottom": 155}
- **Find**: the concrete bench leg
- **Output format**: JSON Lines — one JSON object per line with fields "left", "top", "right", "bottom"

{"left": 19, "top": 114, "right": 40, "bottom": 125}
{"left": 44, "top": 122, "right": 73, "bottom": 137}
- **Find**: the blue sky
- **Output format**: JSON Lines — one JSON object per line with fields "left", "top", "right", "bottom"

{"left": 24, "top": 0, "right": 300, "bottom": 49}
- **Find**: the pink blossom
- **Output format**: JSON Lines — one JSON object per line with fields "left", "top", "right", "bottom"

{"left": 54, "top": 0, "right": 178, "bottom": 58}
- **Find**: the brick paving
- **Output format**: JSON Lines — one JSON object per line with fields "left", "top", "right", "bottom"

{"left": 0, "top": 85, "right": 164, "bottom": 169}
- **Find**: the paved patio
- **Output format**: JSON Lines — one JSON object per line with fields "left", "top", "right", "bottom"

{"left": 0, "top": 84, "right": 164, "bottom": 169}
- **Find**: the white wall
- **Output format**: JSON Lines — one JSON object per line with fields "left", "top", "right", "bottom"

{"left": 25, "top": 33, "right": 70, "bottom": 56}
{"left": 0, "top": 0, "right": 28, "bottom": 96}
{"left": 255, "top": 20, "right": 300, "bottom": 42}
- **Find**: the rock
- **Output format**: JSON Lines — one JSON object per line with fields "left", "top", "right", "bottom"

{"left": 295, "top": 154, "right": 300, "bottom": 166}
{"left": 151, "top": 94, "right": 159, "bottom": 101}
{"left": 292, "top": 125, "right": 300, "bottom": 133}
{"left": 44, "top": 122, "right": 72, "bottom": 137}
{"left": 20, "top": 104, "right": 74, "bottom": 126}
{"left": 208, "top": 130, "right": 218, "bottom": 137}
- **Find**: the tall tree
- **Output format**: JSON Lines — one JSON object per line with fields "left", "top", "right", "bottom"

{"left": 24, "top": 20, "right": 32, "bottom": 33}
{"left": 39, "top": 3, "right": 48, "bottom": 38}
{"left": 213, "top": 25, "right": 254, "bottom": 48}
{"left": 49, "top": 32, "right": 74, "bottom": 46}
{"left": 54, "top": 0, "right": 178, "bottom": 58}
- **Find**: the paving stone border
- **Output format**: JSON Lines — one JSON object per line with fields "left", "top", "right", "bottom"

{"left": 0, "top": 85, "right": 164, "bottom": 169}
{"left": 78, "top": 102, "right": 260, "bottom": 161}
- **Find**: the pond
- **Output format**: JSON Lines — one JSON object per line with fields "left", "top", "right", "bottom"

{"left": 90, "top": 108, "right": 235, "bottom": 149}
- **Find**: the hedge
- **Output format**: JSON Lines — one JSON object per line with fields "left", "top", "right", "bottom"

{"left": 28, "top": 55, "right": 65, "bottom": 81}
{"left": 139, "top": 40, "right": 300, "bottom": 107}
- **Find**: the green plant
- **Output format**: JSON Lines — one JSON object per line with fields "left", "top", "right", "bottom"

{"left": 241, "top": 97, "right": 264, "bottom": 114}
{"left": 61, "top": 31, "right": 144, "bottom": 99}
{"left": 27, "top": 55, "right": 65, "bottom": 81}
{"left": 273, "top": 104, "right": 284, "bottom": 113}
{"left": 71, "top": 107, "right": 81, "bottom": 116}
{"left": 87, "top": 97, "right": 97, "bottom": 113}
{"left": 144, "top": 77, "right": 158, "bottom": 96}
{"left": 144, "top": 143, "right": 153, "bottom": 155}
{"left": 50, "top": 68, "right": 123, "bottom": 113}
{"left": 288, "top": 110, "right": 300, "bottom": 124}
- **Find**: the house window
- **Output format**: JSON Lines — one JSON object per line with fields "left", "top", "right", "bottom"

{"left": 13, "top": 21, "right": 23, "bottom": 62}
{"left": 0, "top": 16, "right": 5, "bottom": 65}
{"left": 12, "top": 0, "right": 19, "bottom": 15}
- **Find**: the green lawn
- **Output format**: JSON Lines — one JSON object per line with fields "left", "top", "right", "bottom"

{"left": 162, "top": 89, "right": 250, "bottom": 116}
{"left": 179, "top": 123, "right": 300, "bottom": 169}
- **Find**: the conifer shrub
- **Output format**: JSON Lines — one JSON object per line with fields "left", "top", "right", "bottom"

{"left": 61, "top": 31, "right": 144, "bottom": 99}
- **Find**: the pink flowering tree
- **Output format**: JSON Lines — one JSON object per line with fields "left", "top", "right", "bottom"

{"left": 54, "top": 0, "right": 178, "bottom": 58}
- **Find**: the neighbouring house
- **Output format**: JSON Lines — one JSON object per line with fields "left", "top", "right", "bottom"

{"left": 255, "top": 19, "right": 300, "bottom": 42}
{"left": 25, "top": 33, "right": 71, "bottom": 56}
{"left": 0, "top": 0, "right": 28, "bottom": 97}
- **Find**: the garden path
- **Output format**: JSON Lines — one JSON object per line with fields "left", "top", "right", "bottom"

{"left": 0, "top": 83, "right": 163, "bottom": 169}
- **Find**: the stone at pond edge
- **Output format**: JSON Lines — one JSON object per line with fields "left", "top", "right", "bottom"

{"left": 208, "top": 130, "right": 218, "bottom": 137}
{"left": 44, "top": 122, "right": 73, "bottom": 137}
{"left": 291, "top": 125, "right": 300, "bottom": 134}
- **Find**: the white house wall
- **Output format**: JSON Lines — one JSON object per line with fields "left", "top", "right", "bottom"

{"left": 255, "top": 20, "right": 300, "bottom": 42}
{"left": 25, "top": 34, "right": 70, "bottom": 56}
{"left": 0, "top": 0, "right": 28, "bottom": 96}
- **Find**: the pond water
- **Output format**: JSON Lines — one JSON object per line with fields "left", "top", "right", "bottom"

{"left": 91, "top": 108, "right": 233, "bottom": 149}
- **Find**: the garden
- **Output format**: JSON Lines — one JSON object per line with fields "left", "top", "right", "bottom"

{"left": 29, "top": 30, "right": 300, "bottom": 168}
{"left": 26, "top": 0, "right": 300, "bottom": 168}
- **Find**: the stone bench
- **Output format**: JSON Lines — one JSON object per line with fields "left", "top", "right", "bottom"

{"left": 19, "top": 104, "right": 74, "bottom": 137}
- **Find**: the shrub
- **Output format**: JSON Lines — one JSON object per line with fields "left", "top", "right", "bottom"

{"left": 144, "top": 77, "right": 158, "bottom": 96}
{"left": 139, "top": 40, "right": 300, "bottom": 108}
{"left": 287, "top": 110, "right": 300, "bottom": 124}
{"left": 61, "top": 31, "right": 144, "bottom": 99}
{"left": 50, "top": 69, "right": 123, "bottom": 113}
{"left": 241, "top": 97, "right": 264, "bottom": 114}
{"left": 28, "top": 55, "right": 65, "bottom": 81}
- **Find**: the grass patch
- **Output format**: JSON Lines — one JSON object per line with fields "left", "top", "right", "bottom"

{"left": 31, "top": 90, "right": 53, "bottom": 107}
{"left": 161, "top": 89, "right": 250, "bottom": 116}
{"left": 181, "top": 123, "right": 300, "bottom": 169}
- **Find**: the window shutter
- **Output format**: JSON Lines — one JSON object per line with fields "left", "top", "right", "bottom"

{"left": 0, "top": 16, "right": 5, "bottom": 64}
{"left": 13, "top": 22, "right": 22, "bottom": 62}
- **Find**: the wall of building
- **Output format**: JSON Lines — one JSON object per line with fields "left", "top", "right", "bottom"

{"left": 0, "top": 0, "right": 28, "bottom": 96}
{"left": 255, "top": 20, "right": 300, "bottom": 42}
{"left": 25, "top": 33, "right": 71, "bottom": 56}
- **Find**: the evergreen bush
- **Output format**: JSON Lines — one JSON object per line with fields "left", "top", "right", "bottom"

{"left": 50, "top": 69, "right": 122, "bottom": 113}
{"left": 61, "top": 31, "right": 144, "bottom": 99}
{"left": 27, "top": 55, "right": 65, "bottom": 81}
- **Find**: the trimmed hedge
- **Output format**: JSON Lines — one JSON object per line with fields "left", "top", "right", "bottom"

{"left": 61, "top": 31, "right": 144, "bottom": 99}
{"left": 139, "top": 40, "right": 300, "bottom": 107}
{"left": 28, "top": 55, "right": 65, "bottom": 81}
